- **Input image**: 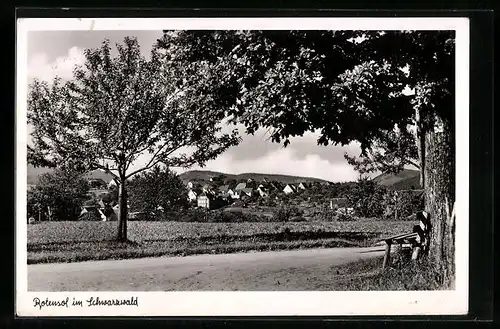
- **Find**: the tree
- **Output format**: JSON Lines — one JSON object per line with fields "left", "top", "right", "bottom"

{"left": 157, "top": 30, "right": 455, "bottom": 286}
{"left": 347, "top": 176, "right": 387, "bottom": 218}
{"left": 27, "top": 37, "right": 241, "bottom": 241}
{"left": 343, "top": 125, "right": 420, "bottom": 178}
{"left": 128, "top": 165, "right": 188, "bottom": 217}
{"left": 27, "top": 169, "right": 90, "bottom": 221}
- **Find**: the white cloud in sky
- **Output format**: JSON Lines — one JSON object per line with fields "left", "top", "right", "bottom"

{"left": 173, "top": 147, "right": 360, "bottom": 183}
{"left": 28, "top": 47, "right": 85, "bottom": 83}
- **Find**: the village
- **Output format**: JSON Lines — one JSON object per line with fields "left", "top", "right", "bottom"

{"left": 60, "top": 172, "right": 356, "bottom": 223}
{"left": 27, "top": 164, "right": 423, "bottom": 224}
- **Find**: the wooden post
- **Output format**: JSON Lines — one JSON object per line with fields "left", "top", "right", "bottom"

{"left": 412, "top": 246, "right": 421, "bottom": 260}
{"left": 383, "top": 242, "right": 392, "bottom": 269}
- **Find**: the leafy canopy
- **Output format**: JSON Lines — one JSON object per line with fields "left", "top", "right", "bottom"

{"left": 128, "top": 166, "right": 188, "bottom": 215}
{"left": 27, "top": 36, "right": 241, "bottom": 181}
{"left": 157, "top": 30, "right": 454, "bottom": 173}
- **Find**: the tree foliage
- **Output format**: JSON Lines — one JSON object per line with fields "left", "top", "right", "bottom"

{"left": 128, "top": 166, "right": 188, "bottom": 216}
{"left": 157, "top": 30, "right": 453, "bottom": 166}
{"left": 27, "top": 37, "right": 241, "bottom": 240}
{"left": 27, "top": 169, "right": 90, "bottom": 221}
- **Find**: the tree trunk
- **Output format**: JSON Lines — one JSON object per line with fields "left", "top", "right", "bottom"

{"left": 423, "top": 115, "right": 455, "bottom": 288}
{"left": 117, "top": 179, "right": 128, "bottom": 241}
{"left": 415, "top": 109, "right": 426, "bottom": 188}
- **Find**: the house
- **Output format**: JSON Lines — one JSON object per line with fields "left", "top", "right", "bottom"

{"left": 79, "top": 206, "right": 106, "bottom": 221}
{"left": 336, "top": 207, "right": 355, "bottom": 215}
{"left": 298, "top": 182, "right": 307, "bottom": 190}
{"left": 257, "top": 185, "right": 270, "bottom": 197}
{"left": 108, "top": 180, "right": 117, "bottom": 189}
{"left": 197, "top": 193, "right": 213, "bottom": 209}
{"left": 228, "top": 188, "right": 239, "bottom": 199}
{"left": 202, "top": 184, "right": 215, "bottom": 194}
{"left": 241, "top": 188, "right": 254, "bottom": 197}
{"left": 235, "top": 182, "right": 247, "bottom": 191}
{"left": 187, "top": 181, "right": 194, "bottom": 189}
{"left": 283, "top": 184, "right": 296, "bottom": 195}
{"left": 187, "top": 189, "right": 198, "bottom": 202}
{"left": 218, "top": 185, "right": 230, "bottom": 195}
{"left": 329, "top": 198, "right": 349, "bottom": 209}
{"left": 88, "top": 178, "right": 107, "bottom": 189}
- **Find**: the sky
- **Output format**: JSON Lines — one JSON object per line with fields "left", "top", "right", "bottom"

{"left": 26, "top": 30, "right": 364, "bottom": 183}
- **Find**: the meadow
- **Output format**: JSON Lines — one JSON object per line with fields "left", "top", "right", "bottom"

{"left": 27, "top": 220, "right": 417, "bottom": 264}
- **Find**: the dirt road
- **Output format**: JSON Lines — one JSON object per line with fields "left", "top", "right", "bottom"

{"left": 28, "top": 246, "right": 385, "bottom": 291}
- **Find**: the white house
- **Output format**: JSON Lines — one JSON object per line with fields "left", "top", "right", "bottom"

{"left": 108, "top": 180, "right": 117, "bottom": 188}
{"left": 187, "top": 190, "right": 198, "bottom": 202}
{"left": 283, "top": 184, "right": 296, "bottom": 195}
{"left": 298, "top": 182, "right": 307, "bottom": 190}
{"left": 187, "top": 181, "right": 194, "bottom": 189}
{"left": 228, "top": 189, "right": 239, "bottom": 199}
{"left": 257, "top": 185, "right": 269, "bottom": 197}
{"left": 197, "top": 194, "right": 212, "bottom": 209}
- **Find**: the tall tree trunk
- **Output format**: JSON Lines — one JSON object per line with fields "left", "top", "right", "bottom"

{"left": 117, "top": 179, "right": 128, "bottom": 241}
{"left": 423, "top": 115, "right": 455, "bottom": 288}
{"left": 415, "top": 109, "right": 426, "bottom": 188}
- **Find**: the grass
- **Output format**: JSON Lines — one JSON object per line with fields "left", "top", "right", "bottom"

{"left": 27, "top": 220, "right": 417, "bottom": 264}
{"left": 329, "top": 249, "right": 451, "bottom": 291}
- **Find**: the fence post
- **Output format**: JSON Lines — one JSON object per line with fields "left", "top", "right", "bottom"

{"left": 382, "top": 241, "right": 392, "bottom": 269}
{"left": 411, "top": 246, "right": 421, "bottom": 260}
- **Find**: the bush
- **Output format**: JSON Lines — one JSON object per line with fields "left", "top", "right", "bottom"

{"left": 272, "top": 206, "right": 304, "bottom": 222}
{"left": 348, "top": 177, "right": 387, "bottom": 218}
{"left": 27, "top": 169, "right": 90, "bottom": 221}
{"left": 382, "top": 190, "right": 424, "bottom": 220}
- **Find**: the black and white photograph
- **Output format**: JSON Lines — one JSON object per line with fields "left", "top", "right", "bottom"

{"left": 16, "top": 17, "right": 470, "bottom": 316}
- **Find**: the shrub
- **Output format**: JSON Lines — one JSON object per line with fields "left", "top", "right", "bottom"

{"left": 128, "top": 166, "right": 188, "bottom": 215}
{"left": 272, "top": 206, "right": 304, "bottom": 222}
{"left": 382, "top": 190, "right": 424, "bottom": 220}
{"left": 27, "top": 169, "right": 90, "bottom": 221}
{"left": 348, "top": 177, "right": 387, "bottom": 218}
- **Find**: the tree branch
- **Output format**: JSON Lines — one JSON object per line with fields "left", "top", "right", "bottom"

{"left": 408, "top": 159, "right": 421, "bottom": 169}
{"left": 124, "top": 140, "right": 187, "bottom": 179}
{"left": 92, "top": 163, "right": 120, "bottom": 180}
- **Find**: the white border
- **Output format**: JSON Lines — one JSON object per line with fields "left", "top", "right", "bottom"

{"left": 16, "top": 17, "right": 470, "bottom": 317}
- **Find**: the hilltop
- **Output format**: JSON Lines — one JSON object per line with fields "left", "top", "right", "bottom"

{"left": 27, "top": 165, "right": 421, "bottom": 190}
{"left": 178, "top": 170, "right": 330, "bottom": 184}
{"left": 372, "top": 169, "right": 421, "bottom": 190}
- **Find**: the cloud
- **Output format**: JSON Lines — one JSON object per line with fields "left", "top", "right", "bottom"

{"left": 126, "top": 126, "right": 362, "bottom": 182}
{"left": 225, "top": 126, "right": 362, "bottom": 165}
{"left": 28, "top": 46, "right": 85, "bottom": 83}
{"left": 172, "top": 147, "right": 359, "bottom": 183}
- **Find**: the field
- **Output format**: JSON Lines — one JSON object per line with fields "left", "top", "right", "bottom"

{"left": 27, "top": 220, "right": 417, "bottom": 264}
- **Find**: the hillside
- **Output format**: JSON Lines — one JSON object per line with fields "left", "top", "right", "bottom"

{"left": 372, "top": 169, "right": 421, "bottom": 190}
{"left": 179, "top": 170, "right": 330, "bottom": 184}
{"left": 27, "top": 164, "right": 114, "bottom": 185}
